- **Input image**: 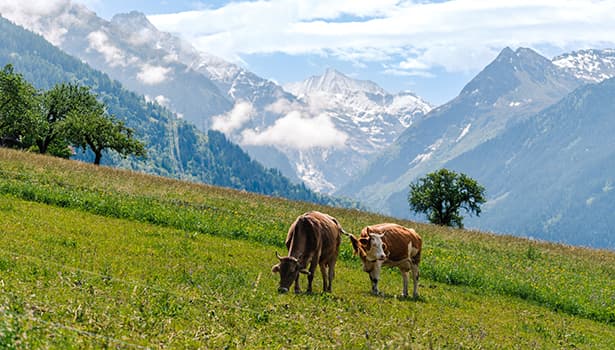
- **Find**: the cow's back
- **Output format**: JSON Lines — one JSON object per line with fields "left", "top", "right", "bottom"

{"left": 362, "top": 223, "right": 422, "bottom": 263}
{"left": 286, "top": 211, "right": 341, "bottom": 264}
{"left": 313, "top": 212, "right": 342, "bottom": 263}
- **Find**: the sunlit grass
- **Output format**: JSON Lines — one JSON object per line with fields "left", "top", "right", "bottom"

{"left": 1, "top": 148, "right": 614, "bottom": 348}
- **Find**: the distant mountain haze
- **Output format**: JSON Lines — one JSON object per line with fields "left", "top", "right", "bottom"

{"left": 452, "top": 77, "right": 615, "bottom": 248}
{"left": 339, "top": 47, "right": 582, "bottom": 208}
{"left": 342, "top": 46, "right": 615, "bottom": 249}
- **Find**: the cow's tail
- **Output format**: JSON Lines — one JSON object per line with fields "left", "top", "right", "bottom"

{"left": 328, "top": 216, "right": 350, "bottom": 238}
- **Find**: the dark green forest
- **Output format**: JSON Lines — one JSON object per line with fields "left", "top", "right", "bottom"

{"left": 0, "top": 15, "right": 354, "bottom": 207}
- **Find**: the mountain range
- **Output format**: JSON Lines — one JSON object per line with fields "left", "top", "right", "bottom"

{"left": 0, "top": 4, "right": 431, "bottom": 194}
{"left": 0, "top": 15, "right": 351, "bottom": 207}
{"left": 342, "top": 47, "right": 615, "bottom": 248}
{"left": 2, "top": 2, "right": 615, "bottom": 248}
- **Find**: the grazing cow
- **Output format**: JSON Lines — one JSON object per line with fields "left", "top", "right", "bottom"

{"left": 272, "top": 211, "right": 343, "bottom": 294}
{"left": 347, "top": 223, "right": 422, "bottom": 298}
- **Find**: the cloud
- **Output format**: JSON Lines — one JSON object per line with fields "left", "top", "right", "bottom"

{"left": 264, "top": 98, "right": 303, "bottom": 115}
{"left": 0, "top": 0, "right": 86, "bottom": 45}
{"left": 148, "top": 0, "right": 615, "bottom": 73}
{"left": 87, "top": 30, "right": 129, "bottom": 67}
{"left": 241, "top": 111, "right": 348, "bottom": 150}
{"left": 382, "top": 68, "right": 435, "bottom": 78}
{"left": 145, "top": 94, "right": 171, "bottom": 107}
{"left": 136, "top": 63, "right": 172, "bottom": 85}
{"left": 154, "top": 95, "right": 169, "bottom": 106}
{"left": 211, "top": 101, "right": 255, "bottom": 134}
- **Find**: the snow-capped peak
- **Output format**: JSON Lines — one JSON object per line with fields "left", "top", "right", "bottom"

{"left": 552, "top": 49, "right": 615, "bottom": 83}
{"left": 285, "top": 68, "right": 385, "bottom": 97}
{"left": 111, "top": 11, "right": 156, "bottom": 31}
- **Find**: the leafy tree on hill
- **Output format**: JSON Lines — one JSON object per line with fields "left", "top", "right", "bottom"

{"left": 408, "top": 168, "right": 486, "bottom": 228}
{"left": 63, "top": 100, "right": 146, "bottom": 165}
{"left": 1, "top": 63, "right": 146, "bottom": 164}
{"left": 0, "top": 64, "right": 38, "bottom": 147}
{"left": 35, "top": 83, "right": 100, "bottom": 156}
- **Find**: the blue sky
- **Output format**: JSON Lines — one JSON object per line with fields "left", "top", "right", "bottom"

{"left": 71, "top": 1, "right": 615, "bottom": 105}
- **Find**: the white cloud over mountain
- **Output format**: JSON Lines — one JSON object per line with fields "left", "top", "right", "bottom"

{"left": 241, "top": 111, "right": 348, "bottom": 150}
{"left": 87, "top": 30, "right": 130, "bottom": 67}
{"left": 212, "top": 99, "right": 349, "bottom": 150}
{"left": 136, "top": 63, "right": 172, "bottom": 85}
{"left": 211, "top": 101, "right": 255, "bottom": 134}
{"left": 148, "top": 0, "right": 615, "bottom": 74}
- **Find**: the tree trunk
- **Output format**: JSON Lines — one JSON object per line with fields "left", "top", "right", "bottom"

{"left": 93, "top": 150, "right": 102, "bottom": 165}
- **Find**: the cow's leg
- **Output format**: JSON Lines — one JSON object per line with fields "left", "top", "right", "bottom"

{"left": 327, "top": 260, "right": 336, "bottom": 292}
{"left": 306, "top": 258, "right": 319, "bottom": 293}
{"left": 369, "top": 262, "right": 383, "bottom": 295}
{"left": 411, "top": 263, "right": 420, "bottom": 298}
{"left": 319, "top": 263, "right": 329, "bottom": 292}
{"left": 294, "top": 274, "right": 301, "bottom": 294}
{"left": 401, "top": 269, "right": 409, "bottom": 297}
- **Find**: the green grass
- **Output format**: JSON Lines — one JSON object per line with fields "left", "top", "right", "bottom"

{"left": 1, "top": 148, "right": 614, "bottom": 348}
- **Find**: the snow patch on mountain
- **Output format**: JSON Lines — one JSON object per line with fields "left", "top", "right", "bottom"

{"left": 456, "top": 123, "right": 471, "bottom": 142}
{"left": 284, "top": 68, "right": 432, "bottom": 155}
{"left": 553, "top": 49, "right": 615, "bottom": 83}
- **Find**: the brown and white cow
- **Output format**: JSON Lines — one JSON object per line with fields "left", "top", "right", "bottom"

{"left": 348, "top": 223, "right": 422, "bottom": 298}
{"left": 272, "top": 211, "right": 343, "bottom": 293}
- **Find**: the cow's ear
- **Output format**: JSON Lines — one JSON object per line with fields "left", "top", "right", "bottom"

{"left": 299, "top": 268, "right": 311, "bottom": 275}
{"left": 348, "top": 234, "right": 359, "bottom": 254}
{"left": 271, "top": 264, "right": 280, "bottom": 273}
{"left": 359, "top": 237, "right": 370, "bottom": 249}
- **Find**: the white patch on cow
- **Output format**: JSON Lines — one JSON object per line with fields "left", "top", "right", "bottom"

{"left": 366, "top": 233, "right": 386, "bottom": 262}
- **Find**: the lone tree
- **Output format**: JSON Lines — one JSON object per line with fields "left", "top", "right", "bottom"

{"left": 62, "top": 93, "right": 146, "bottom": 165}
{"left": 408, "top": 168, "right": 486, "bottom": 228}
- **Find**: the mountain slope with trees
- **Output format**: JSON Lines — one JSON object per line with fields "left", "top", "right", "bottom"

{"left": 339, "top": 48, "right": 583, "bottom": 216}
{"left": 449, "top": 77, "right": 615, "bottom": 248}
{"left": 0, "top": 15, "right": 350, "bottom": 207}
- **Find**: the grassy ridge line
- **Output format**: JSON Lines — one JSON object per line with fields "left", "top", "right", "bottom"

{"left": 2, "top": 197, "right": 614, "bottom": 348}
{"left": 1, "top": 148, "right": 615, "bottom": 325}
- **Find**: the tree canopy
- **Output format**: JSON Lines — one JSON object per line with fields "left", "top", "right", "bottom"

{"left": 408, "top": 168, "right": 486, "bottom": 228}
{"left": 0, "top": 64, "right": 39, "bottom": 147}
{"left": 0, "top": 64, "right": 145, "bottom": 164}
{"left": 63, "top": 106, "right": 146, "bottom": 165}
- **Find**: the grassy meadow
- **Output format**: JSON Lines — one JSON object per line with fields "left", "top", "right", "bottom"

{"left": 1, "top": 147, "right": 614, "bottom": 348}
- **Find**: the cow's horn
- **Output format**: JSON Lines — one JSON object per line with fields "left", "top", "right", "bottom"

{"left": 275, "top": 251, "right": 282, "bottom": 260}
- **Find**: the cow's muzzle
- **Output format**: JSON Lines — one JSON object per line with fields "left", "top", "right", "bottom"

{"left": 278, "top": 287, "right": 289, "bottom": 293}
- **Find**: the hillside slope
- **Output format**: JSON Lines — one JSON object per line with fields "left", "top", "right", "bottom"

{"left": 0, "top": 15, "right": 345, "bottom": 206}
{"left": 340, "top": 48, "right": 582, "bottom": 214}
{"left": 1, "top": 148, "right": 614, "bottom": 348}
{"left": 449, "top": 77, "right": 615, "bottom": 248}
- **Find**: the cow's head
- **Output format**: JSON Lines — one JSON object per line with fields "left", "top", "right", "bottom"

{"left": 271, "top": 252, "right": 309, "bottom": 293}
{"left": 349, "top": 231, "right": 387, "bottom": 270}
